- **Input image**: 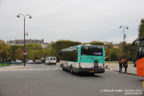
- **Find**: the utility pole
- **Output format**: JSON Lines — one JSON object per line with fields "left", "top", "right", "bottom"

{"left": 17, "top": 14, "right": 32, "bottom": 66}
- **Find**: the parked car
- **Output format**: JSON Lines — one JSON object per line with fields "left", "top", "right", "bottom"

{"left": 35, "top": 60, "right": 42, "bottom": 64}
{"left": 11, "top": 61, "right": 15, "bottom": 64}
{"left": 27, "top": 60, "right": 34, "bottom": 64}
{"left": 15, "top": 59, "right": 22, "bottom": 64}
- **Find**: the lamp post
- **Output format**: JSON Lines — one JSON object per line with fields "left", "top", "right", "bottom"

{"left": 119, "top": 25, "right": 129, "bottom": 42}
{"left": 17, "top": 14, "right": 32, "bottom": 66}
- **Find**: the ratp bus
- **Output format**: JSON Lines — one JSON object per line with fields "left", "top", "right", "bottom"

{"left": 60, "top": 45, "right": 105, "bottom": 74}
{"left": 133, "top": 37, "right": 144, "bottom": 76}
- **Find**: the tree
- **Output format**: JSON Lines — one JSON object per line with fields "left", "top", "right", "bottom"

{"left": 26, "top": 50, "right": 35, "bottom": 60}
{"left": 51, "top": 40, "right": 81, "bottom": 61}
{"left": 0, "top": 40, "right": 9, "bottom": 61}
{"left": 9, "top": 45, "right": 23, "bottom": 60}
{"left": 104, "top": 43, "right": 114, "bottom": 60}
{"left": 111, "top": 51, "right": 117, "bottom": 60}
{"left": 85, "top": 41, "right": 104, "bottom": 45}
{"left": 52, "top": 40, "right": 81, "bottom": 51}
{"left": 25, "top": 44, "right": 42, "bottom": 60}
{"left": 110, "top": 48, "right": 119, "bottom": 60}
{"left": 138, "top": 19, "right": 144, "bottom": 38}
{"left": 15, "top": 48, "right": 23, "bottom": 60}
{"left": 26, "top": 44, "right": 42, "bottom": 50}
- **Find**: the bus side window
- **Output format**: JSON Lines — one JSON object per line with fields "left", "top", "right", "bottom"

{"left": 141, "top": 47, "right": 144, "bottom": 57}
{"left": 137, "top": 47, "right": 144, "bottom": 59}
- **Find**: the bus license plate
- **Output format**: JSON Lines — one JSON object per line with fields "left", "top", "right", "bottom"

{"left": 89, "top": 70, "right": 95, "bottom": 73}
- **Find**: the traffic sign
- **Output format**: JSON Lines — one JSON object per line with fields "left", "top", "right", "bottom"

{"left": 23, "top": 49, "right": 26, "bottom": 55}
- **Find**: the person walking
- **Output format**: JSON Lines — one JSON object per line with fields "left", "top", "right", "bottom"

{"left": 123, "top": 58, "right": 128, "bottom": 73}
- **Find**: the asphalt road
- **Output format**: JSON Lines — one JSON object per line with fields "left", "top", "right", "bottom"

{"left": 0, "top": 64, "right": 143, "bottom": 96}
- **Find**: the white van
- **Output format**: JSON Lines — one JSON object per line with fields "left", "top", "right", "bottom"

{"left": 45, "top": 57, "right": 57, "bottom": 65}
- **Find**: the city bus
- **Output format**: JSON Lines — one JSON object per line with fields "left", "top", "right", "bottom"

{"left": 133, "top": 37, "right": 144, "bottom": 77}
{"left": 59, "top": 45, "right": 105, "bottom": 74}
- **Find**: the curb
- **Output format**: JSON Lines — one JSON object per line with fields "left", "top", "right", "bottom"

{"left": 107, "top": 68, "right": 137, "bottom": 76}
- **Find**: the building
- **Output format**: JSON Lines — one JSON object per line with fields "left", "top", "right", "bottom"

{"left": 7, "top": 39, "right": 49, "bottom": 48}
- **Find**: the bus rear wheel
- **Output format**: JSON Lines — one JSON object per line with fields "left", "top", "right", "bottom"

{"left": 62, "top": 67, "right": 66, "bottom": 71}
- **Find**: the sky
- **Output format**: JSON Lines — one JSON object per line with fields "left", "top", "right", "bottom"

{"left": 0, "top": 0, "right": 144, "bottom": 43}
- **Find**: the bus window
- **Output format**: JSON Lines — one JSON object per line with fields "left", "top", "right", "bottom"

{"left": 137, "top": 47, "right": 144, "bottom": 59}
{"left": 61, "top": 50, "right": 78, "bottom": 62}
{"left": 81, "top": 46, "right": 103, "bottom": 56}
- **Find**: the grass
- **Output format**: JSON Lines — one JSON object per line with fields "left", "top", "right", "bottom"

{"left": 0, "top": 64, "right": 12, "bottom": 67}
{"left": 0, "top": 63, "right": 22, "bottom": 67}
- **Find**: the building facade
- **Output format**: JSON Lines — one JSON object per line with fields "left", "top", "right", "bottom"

{"left": 7, "top": 39, "right": 48, "bottom": 48}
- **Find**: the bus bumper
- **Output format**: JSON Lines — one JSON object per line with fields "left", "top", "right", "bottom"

{"left": 73, "top": 68, "right": 105, "bottom": 73}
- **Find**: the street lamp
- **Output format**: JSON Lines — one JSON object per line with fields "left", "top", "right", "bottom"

{"left": 119, "top": 25, "right": 129, "bottom": 42}
{"left": 17, "top": 13, "right": 32, "bottom": 66}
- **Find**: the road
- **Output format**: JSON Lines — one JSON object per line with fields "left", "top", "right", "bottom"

{"left": 0, "top": 64, "right": 143, "bottom": 96}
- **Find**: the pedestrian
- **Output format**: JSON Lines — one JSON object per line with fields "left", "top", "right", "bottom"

{"left": 123, "top": 58, "right": 128, "bottom": 73}
{"left": 119, "top": 59, "right": 123, "bottom": 72}
{"left": 133, "top": 58, "right": 136, "bottom": 67}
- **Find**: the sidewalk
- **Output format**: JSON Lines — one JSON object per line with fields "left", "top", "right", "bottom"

{"left": 0, "top": 65, "right": 28, "bottom": 72}
{"left": 106, "top": 63, "right": 137, "bottom": 75}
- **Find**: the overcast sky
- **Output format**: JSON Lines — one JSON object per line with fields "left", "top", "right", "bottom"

{"left": 0, "top": 0, "right": 144, "bottom": 43}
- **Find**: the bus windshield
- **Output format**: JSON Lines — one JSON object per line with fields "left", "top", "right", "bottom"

{"left": 81, "top": 46, "right": 103, "bottom": 56}
{"left": 137, "top": 40, "right": 144, "bottom": 59}
{"left": 139, "top": 40, "right": 144, "bottom": 47}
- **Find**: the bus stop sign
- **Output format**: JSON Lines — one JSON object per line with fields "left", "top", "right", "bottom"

{"left": 23, "top": 49, "right": 26, "bottom": 55}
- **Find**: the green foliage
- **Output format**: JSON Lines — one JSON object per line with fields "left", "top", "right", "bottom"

{"left": 104, "top": 43, "right": 114, "bottom": 60}
{"left": 26, "top": 44, "right": 42, "bottom": 50}
{"left": 26, "top": 50, "right": 35, "bottom": 60}
{"left": 15, "top": 48, "right": 23, "bottom": 60}
{"left": 9, "top": 45, "right": 23, "bottom": 60}
{"left": 0, "top": 40, "right": 9, "bottom": 61}
{"left": 138, "top": 19, "right": 144, "bottom": 38}
{"left": 51, "top": 40, "right": 81, "bottom": 60}
{"left": 0, "top": 39, "right": 139, "bottom": 61}
{"left": 51, "top": 40, "right": 81, "bottom": 51}
{"left": 85, "top": 41, "right": 104, "bottom": 45}
{"left": 119, "top": 42, "right": 134, "bottom": 59}
{"left": 111, "top": 48, "right": 119, "bottom": 60}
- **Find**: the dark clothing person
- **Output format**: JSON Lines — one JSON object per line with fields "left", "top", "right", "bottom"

{"left": 123, "top": 59, "right": 128, "bottom": 73}
{"left": 119, "top": 59, "right": 124, "bottom": 72}
{"left": 133, "top": 58, "right": 136, "bottom": 67}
